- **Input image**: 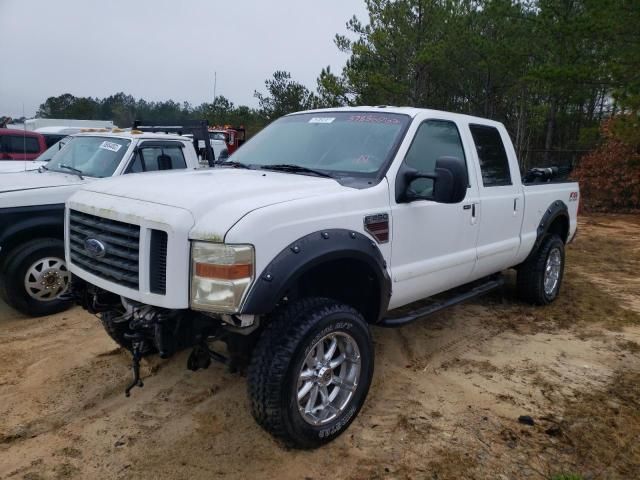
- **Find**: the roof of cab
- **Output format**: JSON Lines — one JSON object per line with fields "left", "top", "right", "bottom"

{"left": 291, "top": 105, "right": 505, "bottom": 128}
{"left": 72, "top": 130, "right": 189, "bottom": 141}
{"left": 0, "top": 128, "right": 45, "bottom": 138}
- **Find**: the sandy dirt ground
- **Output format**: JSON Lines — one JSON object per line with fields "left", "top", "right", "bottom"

{"left": 1, "top": 214, "right": 639, "bottom": 480}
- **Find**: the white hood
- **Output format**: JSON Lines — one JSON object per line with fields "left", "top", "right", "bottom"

{"left": 0, "top": 169, "right": 88, "bottom": 193}
{"left": 79, "top": 168, "right": 349, "bottom": 239}
{"left": 0, "top": 161, "right": 46, "bottom": 174}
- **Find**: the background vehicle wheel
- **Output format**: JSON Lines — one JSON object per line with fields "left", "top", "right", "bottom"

{"left": 247, "top": 297, "right": 374, "bottom": 449}
{"left": 0, "top": 238, "right": 72, "bottom": 316}
{"left": 517, "top": 234, "right": 565, "bottom": 305}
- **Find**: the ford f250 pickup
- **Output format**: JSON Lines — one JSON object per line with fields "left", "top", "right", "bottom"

{"left": 65, "top": 107, "right": 579, "bottom": 448}
{"left": 0, "top": 130, "right": 204, "bottom": 316}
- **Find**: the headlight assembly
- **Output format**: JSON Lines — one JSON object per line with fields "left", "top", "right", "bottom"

{"left": 190, "top": 242, "right": 254, "bottom": 313}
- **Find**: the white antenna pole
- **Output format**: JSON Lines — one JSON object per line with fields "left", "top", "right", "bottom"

{"left": 213, "top": 71, "right": 217, "bottom": 103}
{"left": 23, "top": 102, "right": 27, "bottom": 172}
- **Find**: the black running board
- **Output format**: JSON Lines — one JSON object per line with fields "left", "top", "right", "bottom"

{"left": 378, "top": 276, "right": 504, "bottom": 328}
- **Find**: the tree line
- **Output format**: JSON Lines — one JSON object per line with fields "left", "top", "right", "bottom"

{"left": 35, "top": 92, "right": 266, "bottom": 136}
{"left": 33, "top": 69, "right": 349, "bottom": 138}
{"left": 34, "top": 0, "right": 638, "bottom": 170}
{"left": 319, "top": 0, "right": 639, "bottom": 169}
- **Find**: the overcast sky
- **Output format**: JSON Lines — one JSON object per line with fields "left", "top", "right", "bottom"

{"left": 0, "top": 0, "right": 368, "bottom": 118}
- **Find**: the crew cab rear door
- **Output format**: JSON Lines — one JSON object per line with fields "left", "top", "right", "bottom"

{"left": 467, "top": 123, "right": 524, "bottom": 277}
{"left": 387, "top": 115, "right": 481, "bottom": 309}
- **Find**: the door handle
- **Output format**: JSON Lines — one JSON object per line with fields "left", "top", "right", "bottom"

{"left": 463, "top": 203, "right": 477, "bottom": 215}
{"left": 463, "top": 202, "right": 478, "bottom": 225}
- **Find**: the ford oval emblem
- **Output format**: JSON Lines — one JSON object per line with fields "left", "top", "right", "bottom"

{"left": 84, "top": 238, "right": 106, "bottom": 258}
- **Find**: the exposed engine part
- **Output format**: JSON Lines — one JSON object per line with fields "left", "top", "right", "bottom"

{"left": 187, "top": 344, "right": 212, "bottom": 371}
{"left": 222, "top": 315, "right": 261, "bottom": 335}
{"left": 64, "top": 277, "right": 121, "bottom": 314}
{"left": 186, "top": 342, "right": 229, "bottom": 371}
{"left": 70, "top": 281, "right": 265, "bottom": 394}
{"left": 220, "top": 313, "right": 257, "bottom": 328}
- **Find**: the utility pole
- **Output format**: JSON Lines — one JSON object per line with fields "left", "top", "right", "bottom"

{"left": 213, "top": 72, "right": 217, "bottom": 104}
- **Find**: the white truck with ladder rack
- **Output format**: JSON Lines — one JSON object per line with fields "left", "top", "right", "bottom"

{"left": 0, "top": 128, "right": 207, "bottom": 316}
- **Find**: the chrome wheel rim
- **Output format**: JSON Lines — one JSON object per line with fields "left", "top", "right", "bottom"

{"left": 297, "top": 332, "right": 361, "bottom": 426}
{"left": 543, "top": 247, "right": 562, "bottom": 296}
{"left": 24, "top": 257, "right": 70, "bottom": 301}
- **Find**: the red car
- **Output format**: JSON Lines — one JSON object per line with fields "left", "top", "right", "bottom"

{"left": 0, "top": 128, "right": 47, "bottom": 160}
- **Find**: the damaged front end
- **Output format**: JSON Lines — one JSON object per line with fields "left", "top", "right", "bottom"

{"left": 67, "top": 279, "right": 253, "bottom": 397}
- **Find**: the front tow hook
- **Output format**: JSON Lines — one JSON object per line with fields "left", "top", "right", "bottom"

{"left": 124, "top": 334, "right": 145, "bottom": 397}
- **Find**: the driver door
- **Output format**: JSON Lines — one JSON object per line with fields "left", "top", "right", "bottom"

{"left": 388, "top": 117, "right": 480, "bottom": 309}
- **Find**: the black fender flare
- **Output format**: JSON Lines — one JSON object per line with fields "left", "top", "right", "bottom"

{"left": 241, "top": 229, "right": 391, "bottom": 320}
{"left": 0, "top": 204, "right": 64, "bottom": 261}
{"left": 525, "top": 200, "right": 569, "bottom": 263}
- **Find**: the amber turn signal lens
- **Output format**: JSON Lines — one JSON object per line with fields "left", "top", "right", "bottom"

{"left": 195, "top": 262, "right": 252, "bottom": 280}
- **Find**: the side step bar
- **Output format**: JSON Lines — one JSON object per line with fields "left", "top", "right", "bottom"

{"left": 378, "top": 275, "right": 505, "bottom": 328}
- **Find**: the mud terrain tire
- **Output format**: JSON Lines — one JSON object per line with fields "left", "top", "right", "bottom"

{"left": 248, "top": 297, "right": 374, "bottom": 449}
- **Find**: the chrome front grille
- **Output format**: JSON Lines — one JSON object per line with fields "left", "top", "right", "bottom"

{"left": 69, "top": 210, "right": 140, "bottom": 289}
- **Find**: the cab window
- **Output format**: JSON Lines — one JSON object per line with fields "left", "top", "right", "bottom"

{"left": 127, "top": 143, "right": 187, "bottom": 173}
{"left": 469, "top": 124, "right": 511, "bottom": 187}
{"left": 402, "top": 120, "right": 467, "bottom": 196}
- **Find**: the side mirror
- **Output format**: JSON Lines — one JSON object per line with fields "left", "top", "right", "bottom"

{"left": 403, "top": 156, "right": 468, "bottom": 204}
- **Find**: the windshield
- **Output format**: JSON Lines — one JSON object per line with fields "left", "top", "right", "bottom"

{"left": 228, "top": 112, "right": 410, "bottom": 178}
{"left": 47, "top": 136, "right": 131, "bottom": 177}
{"left": 35, "top": 136, "right": 71, "bottom": 162}
{"left": 210, "top": 132, "right": 228, "bottom": 142}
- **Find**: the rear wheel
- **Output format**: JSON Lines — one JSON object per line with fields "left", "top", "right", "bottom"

{"left": 248, "top": 297, "right": 374, "bottom": 448}
{"left": 517, "top": 234, "right": 565, "bottom": 305}
{"left": 0, "top": 238, "right": 72, "bottom": 316}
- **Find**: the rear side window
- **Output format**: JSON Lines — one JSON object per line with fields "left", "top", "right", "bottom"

{"left": 128, "top": 144, "right": 187, "bottom": 173}
{"left": 4, "top": 135, "right": 41, "bottom": 154}
{"left": 469, "top": 125, "right": 511, "bottom": 186}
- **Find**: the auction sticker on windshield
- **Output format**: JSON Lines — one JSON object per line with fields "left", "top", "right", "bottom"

{"left": 348, "top": 114, "right": 401, "bottom": 124}
{"left": 99, "top": 141, "right": 123, "bottom": 152}
{"left": 309, "top": 117, "right": 335, "bottom": 124}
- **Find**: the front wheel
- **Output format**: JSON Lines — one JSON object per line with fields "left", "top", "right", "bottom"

{"left": 247, "top": 297, "right": 374, "bottom": 448}
{"left": 0, "top": 238, "right": 72, "bottom": 316}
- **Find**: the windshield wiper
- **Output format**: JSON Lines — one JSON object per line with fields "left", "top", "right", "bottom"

{"left": 259, "top": 164, "right": 333, "bottom": 178}
{"left": 59, "top": 164, "right": 84, "bottom": 180}
{"left": 218, "top": 161, "right": 253, "bottom": 169}
{"left": 38, "top": 165, "right": 49, "bottom": 173}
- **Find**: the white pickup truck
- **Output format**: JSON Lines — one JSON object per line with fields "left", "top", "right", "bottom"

{"left": 65, "top": 107, "right": 579, "bottom": 448}
{"left": 0, "top": 130, "right": 203, "bottom": 316}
